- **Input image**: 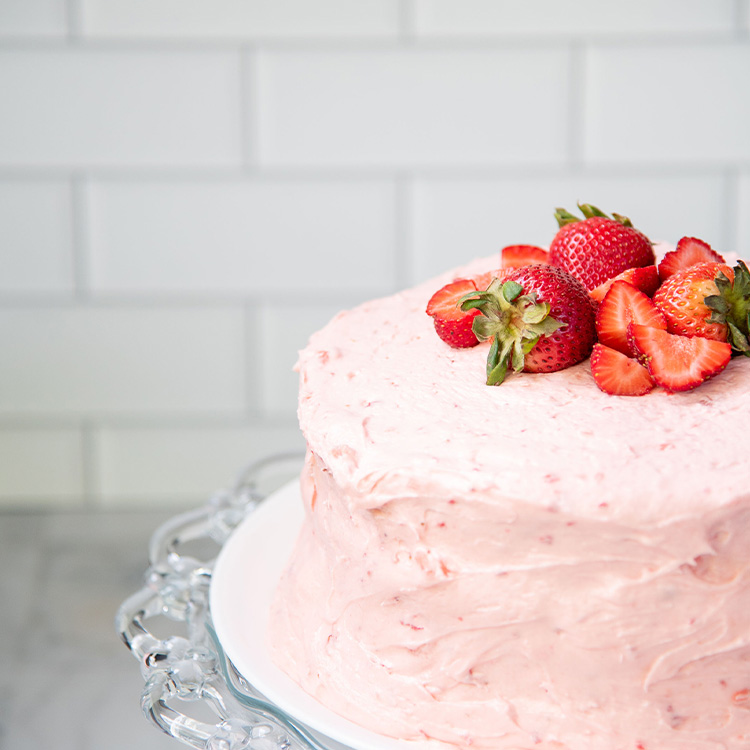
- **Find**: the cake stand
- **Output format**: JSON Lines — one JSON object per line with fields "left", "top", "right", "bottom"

{"left": 116, "top": 452, "right": 353, "bottom": 750}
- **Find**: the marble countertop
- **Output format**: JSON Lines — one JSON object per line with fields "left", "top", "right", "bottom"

{"left": 0, "top": 509, "right": 186, "bottom": 750}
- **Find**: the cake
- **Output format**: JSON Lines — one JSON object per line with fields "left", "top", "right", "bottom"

{"left": 269, "top": 239, "right": 750, "bottom": 749}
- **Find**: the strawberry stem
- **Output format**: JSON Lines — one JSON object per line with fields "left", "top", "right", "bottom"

{"left": 460, "top": 278, "right": 563, "bottom": 385}
{"left": 554, "top": 207, "right": 579, "bottom": 228}
{"left": 578, "top": 203, "right": 608, "bottom": 219}
{"left": 554, "top": 203, "right": 634, "bottom": 229}
{"left": 705, "top": 260, "right": 750, "bottom": 357}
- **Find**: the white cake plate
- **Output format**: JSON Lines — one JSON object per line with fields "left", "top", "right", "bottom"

{"left": 211, "top": 480, "right": 429, "bottom": 750}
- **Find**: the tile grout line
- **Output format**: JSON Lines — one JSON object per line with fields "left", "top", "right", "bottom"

{"left": 723, "top": 168, "right": 740, "bottom": 252}
{"left": 0, "top": 32, "right": 741, "bottom": 52}
{"left": 394, "top": 174, "right": 415, "bottom": 288}
{"left": 244, "top": 299, "right": 261, "bottom": 419}
{"left": 0, "top": 413, "right": 299, "bottom": 431}
{"left": 735, "top": 0, "right": 749, "bottom": 36}
{"left": 70, "top": 173, "right": 92, "bottom": 301}
{"left": 65, "top": 0, "right": 83, "bottom": 40}
{"left": 567, "top": 41, "right": 586, "bottom": 168}
{"left": 239, "top": 44, "right": 259, "bottom": 169}
{"left": 399, "top": 0, "right": 417, "bottom": 42}
{"left": 0, "top": 163, "right": 743, "bottom": 182}
{"left": 80, "top": 419, "right": 98, "bottom": 509}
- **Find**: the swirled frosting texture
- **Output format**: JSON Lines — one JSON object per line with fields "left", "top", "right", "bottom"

{"left": 270, "top": 255, "right": 750, "bottom": 749}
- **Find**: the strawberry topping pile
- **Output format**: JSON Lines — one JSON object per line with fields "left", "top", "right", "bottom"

{"left": 424, "top": 202, "right": 750, "bottom": 395}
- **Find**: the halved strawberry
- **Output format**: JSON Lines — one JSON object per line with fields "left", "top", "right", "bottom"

{"left": 590, "top": 343, "right": 654, "bottom": 396}
{"left": 628, "top": 324, "right": 732, "bottom": 392}
{"left": 501, "top": 244, "right": 549, "bottom": 268}
{"left": 596, "top": 280, "right": 667, "bottom": 356}
{"left": 426, "top": 278, "right": 483, "bottom": 348}
{"left": 658, "top": 237, "right": 725, "bottom": 282}
{"left": 590, "top": 265, "right": 659, "bottom": 303}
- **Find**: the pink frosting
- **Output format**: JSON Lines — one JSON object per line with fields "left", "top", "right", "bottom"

{"left": 270, "top": 254, "right": 750, "bottom": 749}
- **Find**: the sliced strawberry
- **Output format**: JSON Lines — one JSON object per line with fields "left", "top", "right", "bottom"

{"left": 426, "top": 278, "right": 482, "bottom": 348}
{"left": 590, "top": 343, "right": 654, "bottom": 396}
{"left": 595, "top": 280, "right": 668, "bottom": 356}
{"left": 590, "top": 265, "right": 659, "bottom": 303}
{"left": 658, "top": 237, "right": 725, "bottom": 282}
{"left": 629, "top": 324, "right": 732, "bottom": 392}
{"left": 501, "top": 245, "right": 548, "bottom": 268}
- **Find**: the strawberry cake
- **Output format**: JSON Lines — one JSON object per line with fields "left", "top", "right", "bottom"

{"left": 269, "top": 213, "right": 750, "bottom": 749}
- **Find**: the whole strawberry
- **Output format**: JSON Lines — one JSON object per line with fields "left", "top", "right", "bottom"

{"left": 548, "top": 203, "right": 655, "bottom": 290}
{"left": 653, "top": 261, "right": 734, "bottom": 341}
{"left": 461, "top": 265, "right": 596, "bottom": 385}
{"left": 654, "top": 259, "right": 750, "bottom": 353}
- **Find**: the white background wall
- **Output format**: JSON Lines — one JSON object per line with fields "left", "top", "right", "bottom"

{"left": 1, "top": 0, "right": 749, "bottom": 510}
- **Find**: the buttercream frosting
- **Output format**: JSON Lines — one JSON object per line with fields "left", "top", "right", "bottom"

{"left": 270, "top": 253, "right": 750, "bottom": 749}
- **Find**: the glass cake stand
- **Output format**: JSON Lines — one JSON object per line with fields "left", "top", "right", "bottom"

{"left": 116, "top": 452, "right": 353, "bottom": 750}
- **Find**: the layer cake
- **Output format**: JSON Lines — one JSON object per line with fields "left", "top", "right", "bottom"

{"left": 270, "top": 253, "right": 750, "bottom": 750}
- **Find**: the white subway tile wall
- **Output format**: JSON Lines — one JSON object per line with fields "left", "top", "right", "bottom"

{"left": 256, "top": 48, "right": 570, "bottom": 167}
{"left": 0, "top": 180, "right": 73, "bottom": 294}
{"left": 94, "top": 425, "right": 303, "bottom": 506}
{"left": 0, "top": 306, "right": 246, "bottom": 414}
{"left": 86, "top": 179, "right": 397, "bottom": 294}
{"left": 80, "top": 0, "right": 402, "bottom": 39}
{"left": 0, "top": 428, "right": 84, "bottom": 504}
{"left": 410, "top": 174, "right": 730, "bottom": 280}
{"left": 0, "top": 2, "right": 747, "bottom": 509}
{"left": 0, "top": 0, "right": 68, "bottom": 37}
{"left": 0, "top": 50, "right": 242, "bottom": 167}
{"left": 412, "top": 0, "right": 737, "bottom": 37}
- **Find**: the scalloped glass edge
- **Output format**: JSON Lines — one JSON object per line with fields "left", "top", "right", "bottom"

{"left": 115, "top": 451, "right": 348, "bottom": 750}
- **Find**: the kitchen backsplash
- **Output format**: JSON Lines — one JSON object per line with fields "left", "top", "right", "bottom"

{"left": 1, "top": 0, "right": 748, "bottom": 509}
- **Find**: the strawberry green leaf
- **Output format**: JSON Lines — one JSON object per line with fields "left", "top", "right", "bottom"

{"left": 502, "top": 280, "right": 523, "bottom": 303}
{"left": 487, "top": 358, "right": 509, "bottom": 386}
{"left": 702, "top": 260, "right": 750, "bottom": 354}
{"left": 472, "top": 315, "right": 498, "bottom": 340}
{"left": 728, "top": 321, "right": 750, "bottom": 356}
{"left": 705, "top": 294, "right": 730, "bottom": 317}
{"left": 578, "top": 203, "right": 609, "bottom": 220}
{"left": 463, "top": 278, "right": 563, "bottom": 385}
{"left": 521, "top": 301, "right": 550, "bottom": 325}
{"left": 611, "top": 212, "right": 634, "bottom": 228}
{"left": 554, "top": 208, "right": 580, "bottom": 228}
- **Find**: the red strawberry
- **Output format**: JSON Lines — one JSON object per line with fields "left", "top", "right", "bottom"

{"left": 658, "top": 237, "right": 725, "bottom": 282}
{"left": 590, "top": 265, "right": 659, "bottom": 303}
{"left": 426, "top": 278, "right": 482, "bottom": 348}
{"left": 653, "top": 261, "right": 734, "bottom": 341}
{"left": 501, "top": 244, "right": 549, "bottom": 268}
{"left": 596, "top": 280, "right": 668, "bottom": 356}
{"left": 628, "top": 324, "right": 732, "bottom": 392}
{"left": 548, "top": 204, "right": 655, "bottom": 290}
{"left": 590, "top": 343, "right": 654, "bottom": 396}
{"left": 460, "top": 264, "right": 596, "bottom": 384}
